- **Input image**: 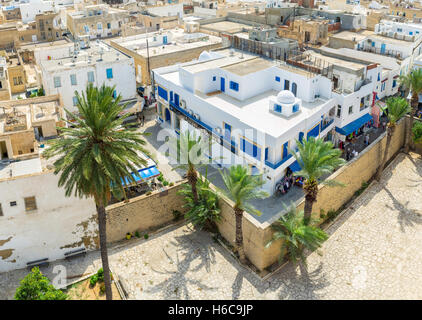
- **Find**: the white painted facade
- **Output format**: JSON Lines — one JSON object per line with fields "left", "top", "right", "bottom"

{"left": 375, "top": 20, "right": 422, "bottom": 37}
{"left": 153, "top": 50, "right": 338, "bottom": 194}
{"left": 0, "top": 169, "right": 97, "bottom": 273}
{"left": 146, "top": 3, "right": 184, "bottom": 18}
{"left": 39, "top": 41, "right": 137, "bottom": 113}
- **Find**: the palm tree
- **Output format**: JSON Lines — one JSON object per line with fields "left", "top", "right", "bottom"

{"left": 290, "top": 137, "right": 346, "bottom": 225}
{"left": 218, "top": 165, "right": 268, "bottom": 263}
{"left": 265, "top": 206, "right": 328, "bottom": 266}
{"left": 375, "top": 97, "right": 411, "bottom": 181}
{"left": 399, "top": 69, "right": 422, "bottom": 152}
{"left": 170, "top": 130, "right": 211, "bottom": 204}
{"left": 44, "top": 84, "right": 150, "bottom": 300}
{"left": 412, "top": 121, "right": 422, "bottom": 144}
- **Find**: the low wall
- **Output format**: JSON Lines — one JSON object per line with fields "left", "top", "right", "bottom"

{"left": 106, "top": 181, "right": 188, "bottom": 242}
{"left": 216, "top": 117, "right": 408, "bottom": 271}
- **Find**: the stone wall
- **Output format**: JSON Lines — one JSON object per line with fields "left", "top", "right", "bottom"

{"left": 106, "top": 181, "right": 188, "bottom": 242}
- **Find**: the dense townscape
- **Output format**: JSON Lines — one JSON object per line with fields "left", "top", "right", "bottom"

{"left": 0, "top": 0, "right": 421, "bottom": 303}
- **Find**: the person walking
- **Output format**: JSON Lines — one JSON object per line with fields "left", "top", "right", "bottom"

{"left": 364, "top": 134, "right": 369, "bottom": 146}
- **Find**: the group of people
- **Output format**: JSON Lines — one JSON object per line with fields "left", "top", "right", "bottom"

{"left": 276, "top": 168, "right": 304, "bottom": 195}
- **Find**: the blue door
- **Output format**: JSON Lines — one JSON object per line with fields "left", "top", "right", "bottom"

{"left": 381, "top": 43, "right": 386, "bottom": 54}
{"left": 299, "top": 132, "right": 304, "bottom": 144}
{"left": 174, "top": 93, "right": 179, "bottom": 106}
{"left": 282, "top": 142, "right": 289, "bottom": 159}
{"left": 165, "top": 108, "right": 171, "bottom": 123}
{"left": 224, "top": 123, "right": 231, "bottom": 141}
{"left": 163, "top": 36, "right": 168, "bottom": 44}
{"left": 220, "top": 77, "right": 225, "bottom": 92}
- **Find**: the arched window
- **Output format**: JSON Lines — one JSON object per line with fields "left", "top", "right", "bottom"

{"left": 292, "top": 82, "right": 297, "bottom": 96}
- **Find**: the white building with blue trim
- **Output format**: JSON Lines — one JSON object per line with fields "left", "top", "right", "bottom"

{"left": 153, "top": 49, "right": 339, "bottom": 194}
{"left": 153, "top": 48, "right": 382, "bottom": 194}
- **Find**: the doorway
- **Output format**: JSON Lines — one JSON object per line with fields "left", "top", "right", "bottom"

{"left": 0, "top": 141, "right": 8, "bottom": 159}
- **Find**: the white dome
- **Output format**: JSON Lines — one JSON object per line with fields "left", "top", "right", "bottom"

{"left": 198, "top": 51, "right": 211, "bottom": 61}
{"left": 277, "top": 90, "right": 295, "bottom": 104}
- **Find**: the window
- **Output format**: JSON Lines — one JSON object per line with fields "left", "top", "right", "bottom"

{"left": 10, "top": 201, "right": 17, "bottom": 207}
{"left": 240, "top": 137, "right": 261, "bottom": 160}
{"left": 23, "top": 200, "right": 37, "bottom": 219}
{"left": 97, "top": 23, "right": 102, "bottom": 30}
{"left": 392, "top": 79, "right": 397, "bottom": 88}
{"left": 87, "top": 71, "right": 95, "bottom": 83}
{"left": 292, "top": 104, "right": 299, "bottom": 113}
{"left": 377, "top": 73, "right": 380, "bottom": 81}
{"left": 337, "top": 105, "right": 342, "bottom": 118}
{"left": 381, "top": 82, "right": 386, "bottom": 91}
{"left": 274, "top": 103, "right": 282, "bottom": 113}
{"left": 70, "top": 74, "right": 77, "bottom": 86}
{"left": 229, "top": 81, "right": 239, "bottom": 91}
{"left": 275, "top": 76, "right": 280, "bottom": 82}
{"left": 54, "top": 76, "right": 61, "bottom": 88}
{"left": 348, "top": 106, "right": 353, "bottom": 114}
{"left": 158, "top": 86, "right": 168, "bottom": 101}
{"left": 84, "top": 25, "right": 89, "bottom": 33}
{"left": 0, "top": 203, "right": 3, "bottom": 216}
{"left": 106, "top": 68, "right": 113, "bottom": 79}
{"left": 292, "top": 82, "right": 297, "bottom": 96}
{"left": 397, "top": 28, "right": 403, "bottom": 32}
{"left": 212, "top": 76, "right": 216, "bottom": 81}
{"left": 284, "top": 79, "right": 290, "bottom": 90}
{"left": 113, "top": 90, "right": 117, "bottom": 98}
{"left": 107, "top": 22, "right": 111, "bottom": 29}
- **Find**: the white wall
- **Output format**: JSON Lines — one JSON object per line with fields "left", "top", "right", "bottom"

{"left": 42, "top": 57, "right": 137, "bottom": 113}
{"left": 20, "top": 0, "right": 54, "bottom": 23}
{"left": 0, "top": 171, "right": 97, "bottom": 273}
{"left": 147, "top": 3, "right": 184, "bottom": 18}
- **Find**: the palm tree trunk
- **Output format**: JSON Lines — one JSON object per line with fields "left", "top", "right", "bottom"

{"left": 405, "top": 94, "right": 417, "bottom": 153}
{"left": 375, "top": 127, "right": 393, "bottom": 181}
{"left": 187, "top": 168, "right": 198, "bottom": 204}
{"left": 96, "top": 203, "right": 113, "bottom": 300}
{"left": 303, "top": 179, "right": 318, "bottom": 225}
{"left": 234, "top": 207, "right": 246, "bottom": 263}
{"left": 303, "top": 196, "right": 314, "bottom": 226}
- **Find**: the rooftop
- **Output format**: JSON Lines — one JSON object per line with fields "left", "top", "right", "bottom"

{"left": 111, "top": 29, "right": 222, "bottom": 58}
{"left": 0, "top": 96, "right": 62, "bottom": 135}
{"left": 200, "top": 21, "right": 256, "bottom": 34}
{"left": 39, "top": 41, "right": 131, "bottom": 72}
{"left": 0, "top": 157, "right": 43, "bottom": 180}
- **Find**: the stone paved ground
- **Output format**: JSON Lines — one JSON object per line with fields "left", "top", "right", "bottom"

{"left": 1, "top": 152, "right": 421, "bottom": 300}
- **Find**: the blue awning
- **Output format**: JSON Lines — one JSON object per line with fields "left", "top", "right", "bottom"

{"left": 335, "top": 113, "right": 373, "bottom": 136}
{"left": 121, "top": 165, "right": 160, "bottom": 186}
{"left": 289, "top": 160, "right": 302, "bottom": 172}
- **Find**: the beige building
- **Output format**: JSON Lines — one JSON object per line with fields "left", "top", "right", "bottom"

{"left": 277, "top": 18, "right": 329, "bottom": 46}
{"left": 0, "top": 56, "right": 11, "bottom": 101}
{"left": 0, "top": 50, "right": 26, "bottom": 95}
{"left": 110, "top": 29, "right": 223, "bottom": 85}
{"left": 0, "top": 95, "right": 64, "bottom": 161}
{"left": 67, "top": 4, "right": 130, "bottom": 40}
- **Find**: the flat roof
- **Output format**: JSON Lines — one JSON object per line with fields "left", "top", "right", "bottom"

{"left": 319, "top": 46, "right": 400, "bottom": 70}
{"left": 221, "top": 58, "right": 274, "bottom": 76}
{"left": 40, "top": 41, "right": 131, "bottom": 72}
{"left": 161, "top": 71, "right": 330, "bottom": 138}
{"left": 112, "top": 30, "right": 222, "bottom": 58}
{"left": 307, "top": 50, "right": 366, "bottom": 71}
{"left": 329, "top": 30, "right": 373, "bottom": 42}
{"left": 0, "top": 157, "right": 42, "bottom": 180}
{"left": 200, "top": 21, "right": 256, "bottom": 34}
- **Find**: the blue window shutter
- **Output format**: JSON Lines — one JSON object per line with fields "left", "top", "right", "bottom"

{"left": 275, "top": 76, "right": 280, "bottom": 82}
{"left": 106, "top": 68, "right": 113, "bottom": 79}
{"left": 158, "top": 86, "right": 168, "bottom": 101}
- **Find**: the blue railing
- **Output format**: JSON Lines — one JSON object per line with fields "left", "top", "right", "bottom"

{"left": 321, "top": 119, "right": 334, "bottom": 132}
{"left": 169, "top": 101, "right": 213, "bottom": 133}
{"left": 265, "top": 153, "right": 293, "bottom": 170}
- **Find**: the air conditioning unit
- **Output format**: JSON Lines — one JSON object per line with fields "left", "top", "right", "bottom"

{"left": 215, "top": 127, "right": 222, "bottom": 135}
{"left": 180, "top": 99, "right": 186, "bottom": 109}
{"left": 195, "top": 113, "right": 200, "bottom": 121}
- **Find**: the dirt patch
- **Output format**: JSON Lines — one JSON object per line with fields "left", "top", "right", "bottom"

{"left": 0, "top": 236, "right": 12, "bottom": 247}
{"left": 0, "top": 249, "right": 14, "bottom": 260}
{"left": 65, "top": 278, "right": 121, "bottom": 300}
